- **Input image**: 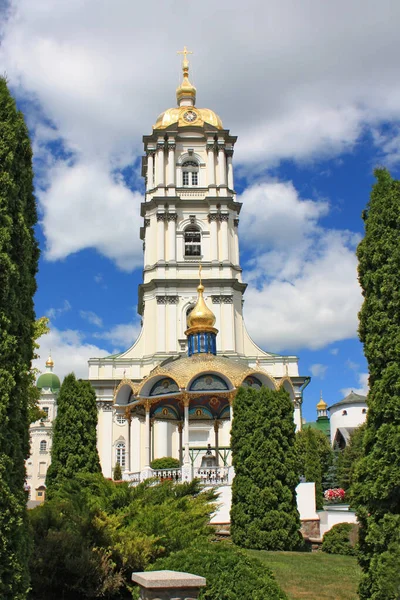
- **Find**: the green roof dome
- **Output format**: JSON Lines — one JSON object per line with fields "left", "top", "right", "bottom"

{"left": 37, "top": 372, "right": 61, "bottom": 392}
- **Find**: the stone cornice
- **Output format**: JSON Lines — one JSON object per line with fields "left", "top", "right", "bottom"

{"left": 141, "top": 196, "right": 242, "bottom": 217}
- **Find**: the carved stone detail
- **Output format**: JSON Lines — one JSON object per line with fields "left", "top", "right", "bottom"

{"left": 219, "top": 213, "right": 229, "bottom": 222}
{"left": 146, "top": 149, "right": 156, "bottom": 157}
{"left": 144, "top": 218, "right": 150, "bottom": 227}
{"left": 166, "top": 213, "right": 178, "bottom": 221}
{"left": 156, "top": 295, "right": 179, "bottom": 305}
{"left": 189, "top": 214, "right": 196, "bottom": 224}
{"left": 156, "top": 142, "right": 165, "bottom": 150}
{"left": 97, "top": 401, "right": 113, "bottom": 412}
{"left": 212, "top": 295, "right": 233, "bottom": 304}
{"left": 234, "top": 218, "right": 239, "bottom": 227}
{"left": 225, "top": 148, "right": 234, "bottom": 157}
{"left": 156, "top": 213, "right": 167, "bottom": 222}
{"left": 168, "top": 143, "right": 176, "bottom": 151}
{"left": 208, "top": 213, "right": 219, "bottom": 222}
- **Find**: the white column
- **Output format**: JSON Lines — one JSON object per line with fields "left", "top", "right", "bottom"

{"left": 156, "top": 141, "right": 165, "bottom": 187}
{"left": 226, "top": 150, "right": 234, "bottom": 190}
{"left": 167, "top": 142, "right": 176, "bottom": 188}
{"left": 207, "top": 142, "right": 216, "bottom": 187}
{"left": 125, "top": 413, "right": 131, "bottom": 472}
{"left": 146, "top": 150, "right": 155, "bottom": 190}
{"left": 167, "top": 298, "right": 177, "bottom": 352}
{"left": 144, "top": 403, "right": 151, "bottom": 468}
{"left": 218, "top": 145, "right": 227, "bottom": 186}
{"left": 183, "top": 400, "right": 190, "bottom": 466}
{"left": 157, "top": 214, "right": 165, "bottom": 261}
{"left": 157, "top": 297, "right": 166, "bottom": 352}
{"left": 131, "top": 416, "right": 141, "bottom": 473}
{"left": 167, "top": 214, "right": 177, "bottom": 261}
{"left": 233, "top": 218, "right": 240, "bottom": 265}
{"left": 98, "top": 404, "right": 113, "bottom": 479}
{"left": 294, "top": 398, "right": 302, "bottom": 432}
{"left": 156, "top": 421, "right": 169, "bottom": 458}
{"left": 178, "top": 422, "right": 183, "bottom": 466}
{"left": 209, "top": 213, "right": 218, "bottom": 262}
{"left": 220, "top": 213, "right": 229, "bottom": 262}
{"left": 214, "top": 420, "right": 219, "bottom": 467}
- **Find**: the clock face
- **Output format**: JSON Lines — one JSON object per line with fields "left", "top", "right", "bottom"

{"left": 183, "top": 110, "right": 198, "bottom": 123}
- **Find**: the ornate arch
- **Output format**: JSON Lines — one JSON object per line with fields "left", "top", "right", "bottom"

{"left": 237, "top": 369, "right": 278, "bottom": 390}
{"left": 176, "top": 151, "right": 205, "bottom": 167}
{"left": 137, "top": 371, "right": 184, "bottom": 396}
{"left": 113, "top": 378, "right": 138, "bottom": 405}
{"left": 278, "top": 376, "right": 295, "bottom": 400}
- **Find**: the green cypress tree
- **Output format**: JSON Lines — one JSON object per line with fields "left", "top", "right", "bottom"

{"left": 295, "top": 427, "right": 332, "bottom": 509}
{"left": 352, "top": 168, "right": 400, "bottom": 599}
{"left": 337, "top": 423, "right": 365, "bottom": 492}
{"left": 46, "top": 374, "right": 101, "bottom": 496}
{"left": 0, "top": 77, "right": 39, "bottom": 599}
{"left": 303, "top": 428, "right": 323, "bottom": 509}
{"left": 231, "top": 386, "right": 301, "bottom": 550}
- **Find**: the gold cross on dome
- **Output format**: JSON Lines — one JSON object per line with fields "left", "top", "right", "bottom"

{"left": 198, "top": 263, "right": 202, "bottom": 284}
{"left": 177, "top": 46, "right": 193, "bottom": 67}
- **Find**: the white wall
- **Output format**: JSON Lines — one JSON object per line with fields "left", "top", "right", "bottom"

{"left": 330, "top": 404, "right": 367, "bottom": 444}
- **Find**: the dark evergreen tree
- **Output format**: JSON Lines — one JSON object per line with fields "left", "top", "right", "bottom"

{"left": 352, "top": 168, "right": 400, "bottom": 599}
{"left": 295, "top": 427, "right": 332, "bottom": 509}
{"left": 337, "top": 424, "right": 365, "bottom": 492}
{"left": 323, "top": 442, "right": 341, "bottom": 490}
{"left": 231, "top": 386, "right": 301, "bottom": 550}
{"left": 46, "top": 374, "right": 101, "bottom": 496}
{"left": 113, "top": 462, "right": 122, "bottom": 481}
{"left": 0, "top": 77, "right": 39, "bottom": 599}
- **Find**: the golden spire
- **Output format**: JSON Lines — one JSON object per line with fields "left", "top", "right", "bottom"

{"left": 317, "top": 390, "right": 328, "bottom": 410}
{"left": 176, "top": 45, "right": 196, "bottom": 106}
{"left": 185, "top": 267, "right": 217, "bottom": 333}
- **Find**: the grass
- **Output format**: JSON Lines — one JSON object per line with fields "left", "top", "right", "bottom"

{"left": 247, "top": 550, "right": 361, "bottom": 600}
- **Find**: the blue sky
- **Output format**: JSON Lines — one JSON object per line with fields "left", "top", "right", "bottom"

{"left": 1, "top": 0, "right": 400, "bottom": 423}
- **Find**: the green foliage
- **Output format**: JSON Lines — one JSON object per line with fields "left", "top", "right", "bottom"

{"left": 352, "top": 168, "right": 400, "bottom": 599}
{"left": 28, "top": 317, "right": 50, "bottom": 423}
{"left": 29, "top": 473, "right": 217, "bottom": 599}
{"left": 46, "top": 373, "right": 101, "bottom": 496}
{"left": 0, "top": 76, "right": 39, "bottom": 599}
{"left": 323, "top": 442, "right": 341, "bottom": 490}
{"left": 150, "top": 542, "right": 288, "bottom": 600}
{"left": 296, "top": 427, "right": 332, "bottom": 509}
{"left": 113, "top": 462, "right": 122, "bottom": 481}
{"left": 322, "top": 523, "right": 358, "bottom": 556}
{"left": 150, "top": 456, "right": 180, "bottom": 469}
{"left": 231, "top": 386, "right": 302, "bottom": 550}
{"left": 337, "top": 424, "right": 366, "bottom": 492}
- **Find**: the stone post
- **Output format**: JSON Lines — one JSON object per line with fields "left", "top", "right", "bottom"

{"left": 132, "top": 570, "right": 206, "bottom": 600}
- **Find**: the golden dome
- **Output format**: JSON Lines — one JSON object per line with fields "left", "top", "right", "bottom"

{"left": 45, "top": 354, "right": 54, "bottom": 368}
{"left": 154, "top": 106, "right": 223, "bottom": 130}
{"left": 154, "top": 47, "right": 223, "bottom": 130}
{"left": 185, "top": 283, "right": 217, "bottom": 334}
{"left": 317, "top": 392, "right": 327, "bottom": 410}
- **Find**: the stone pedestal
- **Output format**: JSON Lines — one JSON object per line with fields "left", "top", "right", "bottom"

{"left": 132, "top": 570, "right": 206, "bottom": 600}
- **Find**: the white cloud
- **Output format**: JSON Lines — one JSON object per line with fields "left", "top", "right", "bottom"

{"left": 79, "top": 310, "right": 103, "bottom": 328}
{"left": 1, "top": 1, "right": 400, "bottom": 270}
{"left": 341, "top": 372, "right": 369, "bottom": 397}
{"left": 241, "top": 182, "right": 362, "bottom": 351}
{"left": 38, "top": 159, "right": 143, "bottom": 271}
{"left": 309, "top": 364, "right": 328, "bottom": 379}
{"left": 94, "top": 322, "right": 141, "bottom": 351}
{"left": 33, "top": 326, "right": 110, "bottom": 381}
{"left": 46, "top": 299, "right": 71, "bottom": 320}
{"left": 330, "top": 348, "right": 339, "bottom": 356}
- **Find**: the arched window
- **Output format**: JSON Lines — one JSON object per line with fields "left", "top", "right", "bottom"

{"left": 39, "top": 440, "right": 47, "bottom": 452}
{"left": 182, "top": 160, "right": 199, "bottom": 186}
{"left": 116, "top": 442, "right": 126, "bottom": 468}
{"left": 184, "top": 226, "right": 201, "bottom": 256}
{"left": 362, "top": 408, "right": 367, "bottom": 414}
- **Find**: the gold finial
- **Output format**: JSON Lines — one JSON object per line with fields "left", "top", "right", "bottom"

{"left": 45, "top": 352, "right": 54, "bottom": 369}
{"left": 199, "top": 263, "right": 202, "bottom": 285}
{"left": 176, "top": 46, "right": 196, "bottom": 106}
{"left": 177, "top": 46, "right": 193, "bottom": 69}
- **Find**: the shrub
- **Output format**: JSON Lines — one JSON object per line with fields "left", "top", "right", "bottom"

{"left": 150, "top": 456, "right": 180, "bottom": 469}
{"left": 113, "top": 463, "right": 122, "bottom": 481}
{"left": 148, "top": 541, "right": 288, "bottom": 600}
{"left": 322, "top": 523, "right": 358, "bottom": 556}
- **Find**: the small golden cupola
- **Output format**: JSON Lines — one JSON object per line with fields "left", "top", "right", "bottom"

{"left": 185, "top": 266, "right": 218, "bottom": 356}
{"left": 317, "top": 391, "right": 328, "bottom": 417}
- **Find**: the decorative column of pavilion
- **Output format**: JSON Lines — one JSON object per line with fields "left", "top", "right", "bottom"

{"left": 208, "top": 213, "right": 219, "bottom": 262}
{"left": 226, "top": 147, "right": 234, "bottom": 190}
{"left": 207, "top": 139, "right": 216, "bottom": 187}
{"left": 182, "top": 396, "right": 191, "bottom": 481}
{"left": 146, "top": 149, "right": 155, "bottom": 190}
{"left": 167, "top": 140, "right": 176, "bottom": 192}
{"left": 178, "top": 422, "right": 183, "bottom": 466}
{"left": 142, "top": 401, "right": 152, "bottom": 478}
{"left": 156, "top": 139, "right": 165, "bottom": 188}
{"left": 125, "top": 410, "right": 132, "bottom": 473}
{"left": 219, "top": 212, "right": 229, "bottom": 262}
{"left": 214, "top": 420, "right": 219, "bottom": 467}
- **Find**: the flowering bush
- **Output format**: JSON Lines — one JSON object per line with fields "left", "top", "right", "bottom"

{"left": 324, "top": 488, "right": 346, "bottom": 503}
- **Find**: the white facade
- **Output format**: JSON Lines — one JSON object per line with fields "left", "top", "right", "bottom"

{"left": 329, "top": 391, "right": 367, "bottom": 447}
{"left": 90, "top": 58, "right": 309, "bottom": 481}
{"left": 26, "top": 358, "right": 59, "bottom": 503}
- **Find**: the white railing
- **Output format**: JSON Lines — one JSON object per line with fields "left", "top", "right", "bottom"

{"left": 123, "top": 471, "right": 141, "bottom": 485}
{"left": 193, "top": 467, "right": 229, "bottom": 486}
{"left": 153, "top": 468, "right": 182, "bottom": 482}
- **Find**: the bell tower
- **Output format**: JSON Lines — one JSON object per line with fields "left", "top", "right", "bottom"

{"left": 138, "top": 48, "right": 249, "bottom": 358}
